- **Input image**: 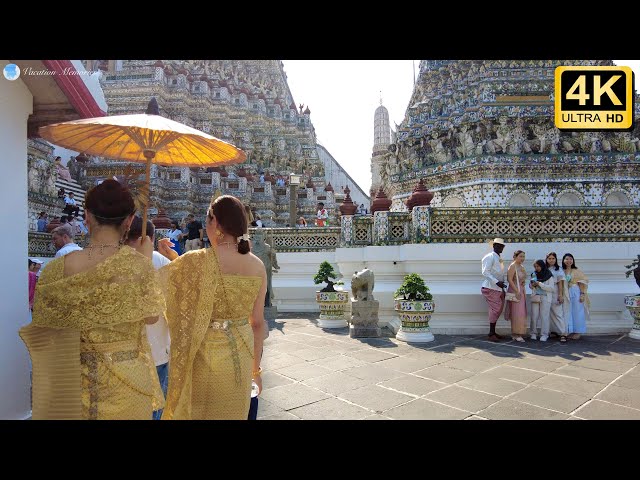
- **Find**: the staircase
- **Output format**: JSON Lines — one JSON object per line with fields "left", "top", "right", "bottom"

{"left": 55, "top": 176, "right": 86, "bottom": 217}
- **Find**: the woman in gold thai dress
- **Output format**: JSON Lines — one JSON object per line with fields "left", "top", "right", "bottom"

{"left": 504, "top": 250, "right": 528, "bottom": 342}
{"left": 20, "top": 180, "right": 165, "bottom": 420}
{"left": 159, "top": 195, "right": 267, "bottom": 420}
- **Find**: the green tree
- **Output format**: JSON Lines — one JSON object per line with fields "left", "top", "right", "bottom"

{"left": 314, "top": 261, "right": 341, "bottom": 292}
{"left": 394, "top": 273, "right": 433, "bottom": 301}
{"left": 625, "top": 254, "right": 640, "bottom": 290}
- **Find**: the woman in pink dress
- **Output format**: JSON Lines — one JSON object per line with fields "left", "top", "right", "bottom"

{"left": 504, "top": 250, "right": 528, "bottom": 342}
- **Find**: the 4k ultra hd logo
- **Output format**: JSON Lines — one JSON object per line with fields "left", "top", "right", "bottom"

{"left": 555, "top": 66, "right": 634, "bottom": 131}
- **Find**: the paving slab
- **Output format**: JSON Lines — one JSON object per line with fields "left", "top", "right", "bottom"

{"left": 338, "top": 385, "right": 414, "bottom": 412}
{"left": 385, "top": 398, "right": 471, "bottom": 420}
{"left": 259, "top": 383, "right": 330, "bottom": 411}
{"left": 508, "top": 386, "right": 590, "bottom": 413}
{"left": 574, "top": 399, "right": 640, "bottom": 420}
{"left": 478, "top": 399, "right": 570, "bottom": 420}
{"left": 379, "top": 375, "right": 448, "bottom": 397}
{"left": 425, "top": 385, "right": 502, "bottom": 413}
{"left": 288, "top": 397, "right": 371, "bottom": 420}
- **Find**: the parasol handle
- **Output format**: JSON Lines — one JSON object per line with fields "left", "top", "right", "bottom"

{"left": 141, "top": 150, "right": 155, "bottom": 239}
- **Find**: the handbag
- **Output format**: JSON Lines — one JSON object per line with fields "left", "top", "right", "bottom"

{"left": 505, "top": 267, "right": 521, "bottom": 302}
{"left": 530, "top": 294, "right": 542, "bottom": 303}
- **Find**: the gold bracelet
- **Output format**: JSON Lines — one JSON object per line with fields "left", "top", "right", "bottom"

{"left": 252, "top": 367, "right": 262, "bottom": 377}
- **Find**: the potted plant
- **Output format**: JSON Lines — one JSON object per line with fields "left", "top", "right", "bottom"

{"left": 394, "top": 273, "right": 436, "bottom": 343}
{"left": 624, "top": 255, "right": 640, "bottom": 340}
{"left": 314, "top": 261, "right": 348, "bottom": 328}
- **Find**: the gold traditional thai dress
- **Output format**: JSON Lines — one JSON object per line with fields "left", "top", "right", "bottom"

{"left": 161, "top": 247, "right": 262, "bottom": 420}
{"left": 19, "top": 247, "right": 166, "bottom": 420}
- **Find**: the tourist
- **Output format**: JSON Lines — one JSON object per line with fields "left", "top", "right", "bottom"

{"left": 158, "top": 194, "right": 266, "bottom": 420}
{"left": 57, "top": 187, "right": 66, "bottom": 199}
{"left": 78, "top": 214, "right": 89, "bottom": 236}
{"left": 28, "top": 259, "right": 38, "bottom": 311}
{"left": 357, "top": 203, "right": 366, "bottom": 215}
{"left": 36, "top": 212, "right": 48, "bottom": 232}
{"left": 29, "top": 258, "right": 44, "bottom": 278}
{"left": 20, "top": 179, "right": 165, "bottom": 419}
{"left": 69, "top": 216, "right": 84, "bottom": 237}
{"left": 54, "top": 156, "right": 73, "bottom": 182}
{"left": 125, "top": 216, "right": 171, "bottom": 420}
{"left": 562, "top": 253, "right": 590, "bottom": 340}
{"left": 62, "top": 192, "right": 80, "bottom": 217}
{"left": 529, "top": 260, "right": 555, "bottom": 341}
{"left": 546, "top": 252, "right": 567, "bottom": 343}
{"left": 255, "top": 214, "right": 263, "bottom": 228}
{"left": 316, "top": 202, "right": 328, "bottom": 227}
{"left": 182, "top": 213, "right": 203, "bottom": 252}
{"left": 481, "top": 237, "right": 507, "bottom": 342}
{"left": 166, "top": 221, "right": 183, "bottom": 256}
{"left": 259, "top": 173, "right": 265, "bottom": 184}
{"left": 504, "top": 250, "right": 528, "bottom": 342}
{"left": 51, "top": 224, "right": 83, "bottom": 258}
{"left": 297, "top": 216, "right": 307, "bottom": 227}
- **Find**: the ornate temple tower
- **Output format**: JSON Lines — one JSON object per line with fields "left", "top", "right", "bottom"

{"left": 384, "top": 60, "right": 640, "bottom": 209}
{"left": 371, "top": 99, "right": 392, "bottom": 196}
{"left": 78, "top": 60, "right": 343, "bottom": 227}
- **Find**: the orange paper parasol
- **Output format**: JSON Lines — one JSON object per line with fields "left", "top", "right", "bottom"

{"left": 39, "top": 98, "right": 246, "bottom": 237}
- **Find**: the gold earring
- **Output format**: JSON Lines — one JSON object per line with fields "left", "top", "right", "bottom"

{"left": 216, "top": 229, "right": 224, "bottom": 239}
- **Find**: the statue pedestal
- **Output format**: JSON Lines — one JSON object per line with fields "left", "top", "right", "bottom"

{"left": 316, "top": 291, "right": 349, "bottom": 328}
{"left": 264, "top": 306, "right": 278, "bottom": 321}
{"left": 350, "top": 299, "right": 381, "bottom": 338}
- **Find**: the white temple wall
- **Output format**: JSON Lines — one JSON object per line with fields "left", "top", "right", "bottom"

{"left": 273, "top": 242, "right": 639, "bottom": 336}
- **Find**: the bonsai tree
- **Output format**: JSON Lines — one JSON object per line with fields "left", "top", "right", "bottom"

{"left": 395, "top": 273, "right": 433, "bottom": 301}
{"left": 625, "top": 255, "right": 640, "bottom": 290}
{"left": 314, "top": 261, "right": 343, "bottom": 292}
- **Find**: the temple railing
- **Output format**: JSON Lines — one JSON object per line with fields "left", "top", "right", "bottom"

{"left": 342, "top": 207, "right": 640, "bottom": 246}
{"left": 248, "top": 227, "right": 341, "bottom": 252}
{"left": 31, "top": 208, "right": 639, "bottom": 257}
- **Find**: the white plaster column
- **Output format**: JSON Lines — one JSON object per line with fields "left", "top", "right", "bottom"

{"left": 0, "top": 67, "right": 33, "bottom": 419}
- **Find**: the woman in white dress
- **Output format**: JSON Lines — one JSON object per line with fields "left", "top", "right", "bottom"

{"left": 546, "top": 252, "right": 567, "bottom": 343}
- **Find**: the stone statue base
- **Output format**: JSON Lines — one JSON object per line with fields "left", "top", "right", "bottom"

{"left": 264, "top": 306, "right": 278, "bottom": 320}
{"left": 349, "top": 299, "right": 381, "bottom": 338}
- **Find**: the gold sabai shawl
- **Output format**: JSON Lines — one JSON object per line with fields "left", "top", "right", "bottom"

{"left": 160, "top": 247, "right": 222, "bottom": 420}
{"left": 19, "top": 246, "right": 165, "bottom": 419}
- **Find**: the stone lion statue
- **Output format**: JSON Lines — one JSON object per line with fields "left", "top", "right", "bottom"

{"left": 351, "top": 268, "right": 375, "bottom": 301}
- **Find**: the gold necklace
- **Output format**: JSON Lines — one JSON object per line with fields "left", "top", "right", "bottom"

{"left": 86, "top": 243, "right": 121, "bottom": 259}
{"left": 218, "top": 241, "right": 237, "bottom": 249}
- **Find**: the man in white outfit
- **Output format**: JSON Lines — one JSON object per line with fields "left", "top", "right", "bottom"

{"left": 52, "top": 224, "right": 83, "bottom": 258}
{"left": 125, "top": 216, "right": 171, "bottom": 420}
{"left": 481, "top": 238, "right": 507, "bottom": 342}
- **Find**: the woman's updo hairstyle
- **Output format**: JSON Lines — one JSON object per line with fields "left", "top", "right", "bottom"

{"left": 209, "top": 194, "right": 250, "bottom": 254}
{"left": 84, "top": 179, "right": 136, "bottom": 226}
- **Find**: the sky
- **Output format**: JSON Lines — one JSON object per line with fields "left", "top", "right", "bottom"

{"left": 282, "top": 60, "right": 640, "bottom": 196}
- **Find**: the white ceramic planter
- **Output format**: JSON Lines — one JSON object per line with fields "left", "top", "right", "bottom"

{"left": 624, "top": 295, "right": 640, "bottom": 340}
{"left": 394, "top": 299, "right": 435, "bottom": 343}
{"left": 316, "top": 290, "right": 349, "bottom": 328}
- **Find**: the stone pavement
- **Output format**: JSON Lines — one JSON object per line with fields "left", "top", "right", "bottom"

{"left": 258, "top": 313, "right": 640, "bottom": 420}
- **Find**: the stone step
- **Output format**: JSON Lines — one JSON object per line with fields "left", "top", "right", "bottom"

{"left": 55, "top": 177, "right": 86, "bottom": 216}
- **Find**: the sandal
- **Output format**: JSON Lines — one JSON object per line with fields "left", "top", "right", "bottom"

{"left": 560, "top": 336, "right": 567, "bottom": 343}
